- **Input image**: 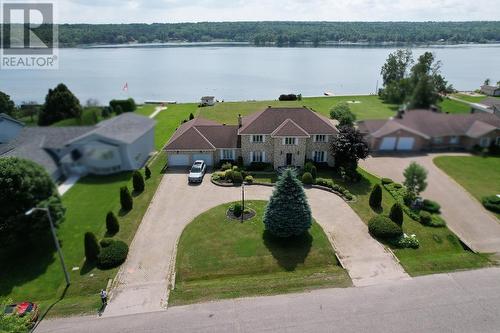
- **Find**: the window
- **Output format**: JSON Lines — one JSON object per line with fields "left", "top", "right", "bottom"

{"left": 252, "top": 135, "right": 263, "bottom": 143}
{"left": 221, "top": 149, "right": 234, "bottom": 160}
{"left": 449, "top": 136, "right": 459, "bottom": 144}
{"left": 433, "top": 137, "right": 443, "bottom": 144}
{"left": 496, "top": 137, "right": 500, "bottom": 146}
{"left": 313, "top": 151, "right": 326, "bottom": 163}
{"left": 284, "top": 137, "right": 297, "bottom": 145}
{"left": 315, "top": 135, "right": 327, "bottom": 143}
{"left": 480, "top": 137, "right": 491, "bottom": 147}
{"left": 251, "top": 151, "right": 265, "bottom": 162}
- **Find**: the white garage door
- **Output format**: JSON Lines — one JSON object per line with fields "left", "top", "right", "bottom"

{"left": 168, "top": 154, "right": 189, "bottom": 166}
{"left": 192, "top": 154, "right": 213, "bottom": 166}
{"left": 397, "top": 137, "right": 415, "bottom": 151}
{"left": 379, "top": 137, "right": 397, "bottom": 150}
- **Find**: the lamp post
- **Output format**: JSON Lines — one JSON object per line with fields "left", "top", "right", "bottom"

{"left": 26, "top": 207, "right": 71, "bottom": 286}
{"left": 241, "top": 183, "right": 245, "bottom": 222}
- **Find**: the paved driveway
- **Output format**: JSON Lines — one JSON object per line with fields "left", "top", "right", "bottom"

{"left": 361, "top": 153, "right": 500, "bottom": 254}
{"left": 104, "top": 170, "right": 407, "bottom": 317}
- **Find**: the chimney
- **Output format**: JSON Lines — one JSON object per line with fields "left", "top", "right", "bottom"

{"left": 238, "top": 114, "right": 242, "bottom": 128}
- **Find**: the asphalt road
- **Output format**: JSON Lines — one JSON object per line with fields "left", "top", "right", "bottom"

{"left": 36, "top": 267, "right": 500, "bottom": 333}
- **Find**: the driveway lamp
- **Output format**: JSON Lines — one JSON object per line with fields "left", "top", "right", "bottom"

{"left": 241, "top": 183, "right": 245, "bottom": 222}
{"left": 26, "top": 207, "right": 71, "bottom": 286}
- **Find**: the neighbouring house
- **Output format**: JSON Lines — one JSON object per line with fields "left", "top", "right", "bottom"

{"left": 480, "top": 85, "right": 500, "bottom": 97}
{"left": 358, "top": 109, "right": 500, "bottom": 152}
{"left": 200, "top": 96, "right": 216, "bottom": 107}
{"left": 0, "top": 113, "right": 155, "bottom": 180}
{"left": 164, "top": 107, "right": 337, "bottom": 169}
{"left": 470, "top": 97, "right": 500, "bottom": 116}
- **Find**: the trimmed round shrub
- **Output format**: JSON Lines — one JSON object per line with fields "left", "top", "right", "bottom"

{"left": 302, "top": 172, "right": 313, "bottom": 185}
{"left": 99, "top": 238, "right": 114, "bottom": 248}
{"left": 368, "top": 215, "right": 403, "bottom": 240}
{"left": 120, "top": 186, "right": 133, "bottom": 211}
{"left": 389, "top": 203, "right": 404, "bottom": 226}
{"left": 244, "top": 175, "right": 254, "bottom": 184}
{"left": 310, "top": 166, "right": 317, "bottom": 180}
{"left": 106, "top": 211, "right": 119, "bottom": 235}
{"left": 97, "top": 239, "right": 129, "bottom": 269}
{"left": 232, "top": 165, "right": 239, "bottom": 172}
{"left": 422, "top": 199, "right": 441, "bottom": 214}
{"left": 419, "top": 211, "right": 432, "bottom": 226}
{"left": 381, "top": 178, "right": 393, "bottom": 185}
{"left": 369, "top": 184, "right": 382, "bottom": 208}
{"left": 132, "top": 170, "right": 145, "bottom": 193}
{"left": 232, "top": 203, "right": 243, "bottom": 217}
{"left": 482, "top": 195, "right": 500, "bottom": 214}
{"left": 84, "top": 232, "right": 100, "bottom": 261}
{"left": 232, "top": 171, "right": 243, "bottom": 184}
{"left": 225, "top": 169, "right": 234, "bottom": 181}
{"left": 221, "top": 162, "right": 232, "bottom": 171}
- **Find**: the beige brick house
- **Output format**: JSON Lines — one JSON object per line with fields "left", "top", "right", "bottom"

{"left": 164, "top": 107, "right": 338, "bottom": 168}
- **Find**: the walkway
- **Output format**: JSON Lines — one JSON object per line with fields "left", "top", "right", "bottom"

{"left": 103, "top": 171, "right": 407, "bottom": 317}
{"left": 57, "top": 174, "right": 80, "bottom": 196}
{"left": 149, "top": 106, "right": 167, "bottom": 119}
{"left": 361, "top": 153, "right": 500, "bottom": 254}
{"left": 36, "top": 267, "right": 500, "bottom": 333}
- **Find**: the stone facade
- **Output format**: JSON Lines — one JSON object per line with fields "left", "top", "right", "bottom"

{"left": 305, "top": 135, "right": 335, "bottom": 166}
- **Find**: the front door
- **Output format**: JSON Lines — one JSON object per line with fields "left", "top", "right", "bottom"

{"left": 286, "top": 153, "right": 293, "bottom": 166}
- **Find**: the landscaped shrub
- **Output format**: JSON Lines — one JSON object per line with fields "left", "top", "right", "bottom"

{"left": 422, "top": 199, "right": 441, "bottom": 214}
{"left": 99, "top": 238, "right": 114, "bottom": 248}
{"left": 431, "top": 214, "right": 447, "bottom": 227}
{"left": 419, "top": 211, "right": 432, "bottom": 226}
{"left": 392, "top": 234, "right": 420, "bottom": 249}
{"left": 232, "top": 165, "right": 239, "bottom": 172}
{"left": 302, "top": 172, "right": 313, "bottom": 185}
{"left": 237, "top": 156, "right": 244, "bottom": 167}
{"left": 224, "top": 169, "right": 234, "bottom": 181}
{"left": 211, "top": 173, "right": 221, "bottom": 182}
{"left": 303, "top": 161, "right": 314, "bottom": 173}
{"left": 247, "top": 162, "right": 273, "bottom": 172}
{"left": 278, "top": 94, "right": 298, "bottom": 101}
{"left": 84, "top": 232, "right": 100, "bottom": 261}
{"left": 389, "top": 203, "right": 404, "bottom": 226}
{"left": 232, "top": 171, "right": 243, "bottom": 184}
{"left": 381, "top": 178, "right": 393, "bottom": 185}
{"left": 310, "top": 166, "right": 317, "bottom": 180}
{"left": 244, "top": 175, "right": 254, "bottom": 184}
{"left": 393, "top": 183, "right": 403, "bottom": 189}
{"left": 132, "top": 170, "right": 145, "bottom": 193}
{"left": 315, "top": 178, "right": 333, "bottom": 188}
{"left": 144, "top": 165, "right": 151, "bottom": 179}
{"left": 369, "top": 184, "right": 382, "bottom": 208}
{"left": 97, "top": 239, "right": 129, "bottom": 269}
{"left": 482, "top": 195, "right": 500, "bottom": 213}
{"left": 232, "top": 203, "right": 243, "bottom": 217}
{"left": 106, "top": 211, "right": 119, "bottom": 235}
{"left": 344, "top": 192, "right": 354, "bottom": 201}
{"left": 368, "top": 215, "right": 403, "bottom": 240}
{"left": 221, "top": 162, "right": 232, "bottom": 171}
{"left": 120, "top": 186, "right": 133, "bottom": 211}
{"left": 110, "top": 98, "right": 136, "bottom": 113}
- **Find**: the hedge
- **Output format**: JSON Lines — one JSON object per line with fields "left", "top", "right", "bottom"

{"left": 97, "top": 239, "right": 129, "bottom": 269}
{"left": 482, "top": 195, "right": 500, "bottom": 213}
{"left": 422, "top": 199, "right": 441, "bottom": 214}
{"left": 109, "top": 98, "right": 136, "bottom": 113}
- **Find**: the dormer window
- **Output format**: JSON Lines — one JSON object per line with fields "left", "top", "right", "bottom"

{"left": 252, "top": 135, "right": 264, "bottom": 143}
{"left": 315, "top": 135, "right": 327, "bottom": 143}
{"left": 284, "top": 137, "right": 297, "bottom": 145}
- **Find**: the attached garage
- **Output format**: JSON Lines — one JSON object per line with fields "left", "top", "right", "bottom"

{"left": 168, "top": 154, "right": 190, "bottom": 167}
{"left": 396, "top": 137, "right": 415, "bottom": 151}
{"left": 192, "top": 153, "right": 213, "bottom": 166}
{"left": 379, "top": 137, "right": 397, "bottom": 150}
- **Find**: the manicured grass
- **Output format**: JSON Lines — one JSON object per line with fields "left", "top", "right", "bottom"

{"left": 434, "top": 156, "right": 500, "bottom": 219}
{"left": 135, "top": 104, "right": 157, "bottom": 117}
{"left": 452, "top": 93, "right": 488, "bottom": 103}
{"left": 53, "top": 107, "right": 103, "bottom": 127}
{"left": 197, "top": 95, "right": 397, "bottom": 125}
{"left": 0, "top": 153, "right": 167, "bottom": 317}
{"left": 153, "top": 103, "right": 198, "bottom": 150}
{"left": 170, "top": 200, "right": 351, "bottom": 306}
{"left": 437, "top": 98, "right": 471, "bottom": 114}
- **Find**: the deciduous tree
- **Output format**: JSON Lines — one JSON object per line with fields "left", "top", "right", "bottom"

{"left": 38, "top": 83, "right": 82, "bottom": 125}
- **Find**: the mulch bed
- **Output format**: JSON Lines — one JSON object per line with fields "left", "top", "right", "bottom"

{"left": 226, "top": 208, "right": 256, "bottom": 222}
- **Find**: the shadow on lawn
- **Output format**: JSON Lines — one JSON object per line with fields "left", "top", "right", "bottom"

{"left": 262, "top": 231, "right": 312, "bottom": 271}
{"left": 0, "top": 234, "right": 56, "bottom": 297}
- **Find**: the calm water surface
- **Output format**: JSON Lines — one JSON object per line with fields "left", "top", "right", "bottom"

{"left": 1, "top": 44, "right": 499, "bottom": 104}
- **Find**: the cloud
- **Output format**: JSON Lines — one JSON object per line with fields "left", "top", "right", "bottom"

{"left": 58, "top": 0, "right": 500, "bottom": 23}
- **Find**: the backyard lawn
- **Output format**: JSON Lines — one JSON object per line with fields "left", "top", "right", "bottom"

{"left": 451, "top": 93, "right": 489, "bottom": 103}
{"left": 169, "top": 200, "right": 351, "bottom": 305}
{"left": 197, "top": 95, "right": 397, "bottom": 125}
{"left": 434, "top": 156, "right": 500, "bottom": 219}
{"left": 0, "top": 153, "right": 167, "bottom": 317}
{"left": 152, "top": 103, "right": 198, "bottom": 149}
{"left": 438, "top": 98, "right": 471, "bottom": 114}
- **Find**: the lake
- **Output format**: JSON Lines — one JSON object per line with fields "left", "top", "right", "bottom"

{"left": 1, "top": 44, "right": 500, "bottom": 104}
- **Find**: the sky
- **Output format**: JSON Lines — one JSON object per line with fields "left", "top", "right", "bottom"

{"left": 41, "top": 0, "right": 500, "bottom": 23}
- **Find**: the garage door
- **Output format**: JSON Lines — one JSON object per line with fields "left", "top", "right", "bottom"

{"left": 397, "top": 137, "right": 415, "bottom": 151}
{"left": 192, "top": 154, "right": 213, "bottom": 166}
{"left": 379, "top": 137, "right": 397, "bottom": 150}
{"left": 168, "top": 154, "right": 189, "bottom": 166}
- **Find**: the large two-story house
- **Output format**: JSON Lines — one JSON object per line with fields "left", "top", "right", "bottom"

{"left": 164, "top": 107, "right": 337, "bottom": 168}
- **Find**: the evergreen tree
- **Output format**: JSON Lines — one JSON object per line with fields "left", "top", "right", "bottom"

{"left": 369, "top": 184, "right": 382, "bottom": 208}
{"left": 144, "top": 165, "right": 151, "bottom": 179}
{"left": 403, "top": 162, "right": 428, "bottom": 196}
{"left": 263, "top": 169, "right": 312, "bottom": 238}
{"left": 389, "top": 203, "right": 404, "bottom": 226}
{"left": 84, "top": 232, "right": 100, "bottom": 261}
{"left": 120, "top": 186, "right": 133, "bottom": 211}
{"left": 310, "top": 165, "right": 317, "bottom": 180}
{"left": 189, "top": 113, "right": 194, "bottom": 120}
{"left": 38, "top": 83, "right": 82, "bottom": 125}
{"left": 106, "top": 211, "right": 119, "bottom": 234}
{"left": 132, "top": 170, "right": 145, "bottom": 193}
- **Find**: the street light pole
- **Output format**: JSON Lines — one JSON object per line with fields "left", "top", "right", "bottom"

{"left": 241, "top": 183, "right": 245, "bottom": 223}
{"left": 26, "top": 207, "right": 71, "bottom": 286}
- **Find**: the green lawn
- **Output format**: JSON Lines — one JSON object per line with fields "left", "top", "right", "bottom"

{"left": 438, "top": 98, "right": 471, "bottom": 114}
{"left": 0, "top": 153, "right": 167, "bottom": 317}
{"left": 197, "top": 95, "right": 397, "bottom": 125}
{"left": 170, "top": 200, "right": 351, "bottom": 306}
{"left": 135, "top": 104, "right": 157, "bottom": 117}
{"left": 452, "top": 93, "right": 488, "bottom": 103}
{"left": 152, "top": 103, "right": 198, "bottom": 149}
{"left": 434, "top": 156, "right": 500, "bottom": 219}
{"left": 53, "top": 107, "right": 103, "bottom": 127}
